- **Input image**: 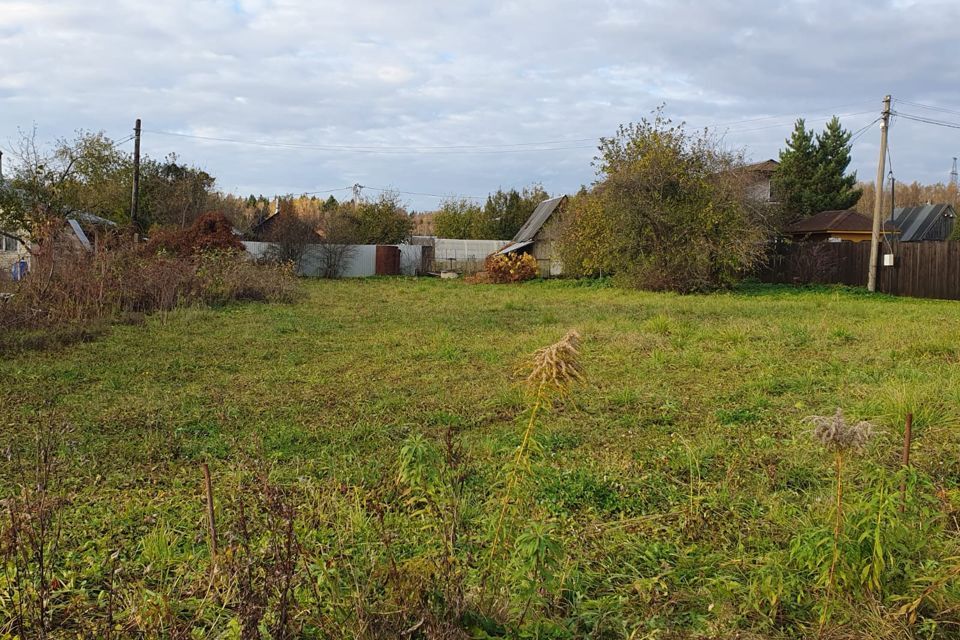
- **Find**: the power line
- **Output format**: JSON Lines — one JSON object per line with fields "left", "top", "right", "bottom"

{"left": 704, "top": 101, "right": 876, "bottom": 130}
{"left": 894, "top": 99, "right": 960, "bottom": 119}
{"left": 892, "top": 111, "right": 960, "bottom": 130}
{"left": 720, "top": 110, "right": 877, "bottom": 135}
{"left": 143, "top": 129, "right": 596, "bottom": 154}
{"left": 300, "top": 186, "right": 354, "bottom": 195}
{"left": 849, "top": 117, "right": 882, "bottom": 145}
{"left": 142, "top": 101, "right": 879, "bottom": 156}
{"left": 363, "top": 185, "right": 485, "bottom": 200}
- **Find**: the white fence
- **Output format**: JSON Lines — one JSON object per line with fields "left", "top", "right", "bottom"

{"left": 243, "top": 242, "right": 423, "bottom": 277}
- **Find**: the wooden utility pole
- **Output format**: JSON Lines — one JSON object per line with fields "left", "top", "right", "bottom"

{"left": 352, "top": 183, "right": 363, "bottom": 212}
{"left": 867, "top": 96, "right": 891, "bottom": 292}
{"left": 130, "top": 118, "right": 142, "bottom": 232}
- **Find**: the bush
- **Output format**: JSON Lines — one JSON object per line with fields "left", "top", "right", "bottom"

{"left": 145, "top": 212, "right": 244, "bottom": 257}
{"left": 0, "top": 237, "right": 297, "bottom": 352}
{"left": 484, "top": 252, "right": 539, "bottom": 283}
{"left": 557, "top": 109, "right": 770, "bottom": 292}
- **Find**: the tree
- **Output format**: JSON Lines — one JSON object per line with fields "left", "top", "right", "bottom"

{"left": 349, "top": 191, "right": 412, "bottom": 244}
{"left": 431, "top": 186, "right": 549, "bottom": 240}
{"left": 139, "top": 154, "right": 216, "bottom": 229}
{"left": 433, "top": 198, "right": 484, "bottom": 238}
{"left": 0, "top": 128, "right": 132, "bottom": 240}
{"left": 264, "top": 199, "right": 320, "bottom": 267}
{"left": 813, "top": 117, "right": 862, "bottom": 211}
{"left": 557, "top": 110, "right": 768, "bottom": 292}
{"left": 772, "top": 117, "right": 861, "bottom": 222}
{"left": 0, "top": 128, "right": 219, "bottom": 238}
{"left": 314, "top": 209, "right": 358, "bottom": 278}
{"left": 484, "top": 185, "right": 549, "bottom": 239}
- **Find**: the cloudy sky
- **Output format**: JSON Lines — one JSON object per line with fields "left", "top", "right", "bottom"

{"left": 2, "top": 0, "right": 959, "bottom": 210}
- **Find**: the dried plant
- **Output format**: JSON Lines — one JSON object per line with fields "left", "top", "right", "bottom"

{"left": 486, "top": 331, "right": 585, "bottom": 600}
{"left": 521, "top": 330, "right": 584, "bottom": 398}
{"left": 808, "top": 408, "right": 874, "bottom": 452}
{"left": 806, "top": 408, "right": 875, "bottom": 602}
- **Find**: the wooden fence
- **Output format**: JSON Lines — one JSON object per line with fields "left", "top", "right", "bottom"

{"left": 760, "top": 240, "right": 960, "bottom": 300}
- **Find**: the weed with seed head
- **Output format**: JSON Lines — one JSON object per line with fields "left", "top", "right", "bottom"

{"left": 806, "top": 408, "right": 875, "bottom": 626}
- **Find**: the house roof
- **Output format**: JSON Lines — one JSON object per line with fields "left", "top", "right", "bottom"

{"left": 511, "top": 196, "right": 567, "bottom": 243}
{"left": 787, "top": 209, "right": 898, "bottom": 235}
{"left": 891, "top": 204, "right": 956, "bottom": 241}
{"left": 744, "top": 159, "right": 779, "bottom": 173}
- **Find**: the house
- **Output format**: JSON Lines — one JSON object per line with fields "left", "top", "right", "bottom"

{"left": 786, "top": 209, "right": 899, "bottom": 242}
{"left": 1, "top": 212, "right": 118, "bottom": 279}
{"left": 890, "top": 204, "right": 956, "bottom": 241}
{"left": 0, "top": 229, "right": 29, "bottom": 276}
{"left": 742, "top": 159, "right": 780, "bottom": 204}
{"left": 496, "top": 195, "right": 567, "bottom": 276}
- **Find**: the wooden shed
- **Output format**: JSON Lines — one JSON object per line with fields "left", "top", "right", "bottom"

{"left": 496, "top": 195, "right": 567, "bottom": 276}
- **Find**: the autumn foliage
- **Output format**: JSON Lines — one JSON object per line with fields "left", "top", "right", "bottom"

{"left": 484, "top": 252, "right": 539, "bottom": 283}
{"left": 145, "top": 212, "right": 244, "bottom": 257}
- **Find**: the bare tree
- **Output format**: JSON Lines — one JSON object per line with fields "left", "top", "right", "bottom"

{"left": 313, "top": 210, "right": 358, "bottom": 278}
{"left": 264, "top": 208, "right": 320, "bottom": 271}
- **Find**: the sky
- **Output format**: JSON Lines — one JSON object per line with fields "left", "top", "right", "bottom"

{"left": 2, "top": 0, "right": 959, "bottom": 211}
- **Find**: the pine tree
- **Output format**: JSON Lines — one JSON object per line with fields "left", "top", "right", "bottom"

{"left": 772, "top": 119, "right": 819, "bottom": 220}
{"left": 772, "top": 117, "right": 862, "bottom": 222}
{"left": 813, "top": 116, "right": 861, "bottom": 211}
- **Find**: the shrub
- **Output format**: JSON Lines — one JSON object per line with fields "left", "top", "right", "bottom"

{"left": 145, "top": 212, "right": 244, "bottom": 257}
{"left": 0, "top": 236, "right": 297, "bottom": 352}
{"left": 557, "top": 108, "right": 770, "bottom": 292}
{"left": 484, "top": 252, "right": 538, "bottom": 283}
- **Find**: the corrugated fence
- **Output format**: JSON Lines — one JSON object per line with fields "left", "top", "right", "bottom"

{"left": 760, "top": 240, "right": 960, "bottom": 300}
{"left": 243, "top": 242, "right": 424, "bottom": 278}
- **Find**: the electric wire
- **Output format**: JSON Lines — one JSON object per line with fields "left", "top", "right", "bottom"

{"left": 892, "top": 111, "right": 960, "bottom": 130}
{"left": 894, "top": 99, "right": 960, "bottom": 119}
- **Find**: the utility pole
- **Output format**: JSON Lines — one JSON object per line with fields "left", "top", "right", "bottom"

{"left": 867, "top": 95, "right": 891, "bottom": 293}
{"left": 352, "top": 183, "right": 363, "bottom": 212}
{"left": 0, "top": 149, "right": 4, "bottom": 184}
{"left": 950, "top": 157, "right": 958, "bottom": 189}
{"left": 130, "top": 118, "right": 142, "bottom": 233}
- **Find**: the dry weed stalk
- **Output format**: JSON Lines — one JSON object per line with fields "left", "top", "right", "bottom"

{"left": 486, "top": 331, "right": 584, "bottom": 587}
{"left": 806, "top": 408, "right": 875, "bottom": 595}
{"left": 522, "top": 330, "right": 584, "bottom": 398}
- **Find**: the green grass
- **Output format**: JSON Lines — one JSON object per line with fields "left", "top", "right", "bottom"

{"left": 3, "top": 278, "right": 960, "bottom": 638}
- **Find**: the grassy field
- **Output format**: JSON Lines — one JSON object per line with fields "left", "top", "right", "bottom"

{"left": 3, "top": 278, "right": 960, "bottom": 638}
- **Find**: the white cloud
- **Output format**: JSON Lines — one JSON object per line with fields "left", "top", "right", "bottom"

{"left": 1, "top": 0, "right": 958, "bottom": 208}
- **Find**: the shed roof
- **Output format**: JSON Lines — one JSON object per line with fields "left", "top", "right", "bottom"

{"left": 891, "top": 204, "right": 956, "bottom": 241}
{"left": 511, "top": 196, "right": 566, "bottom": 243}
{"left": 787, "top": 209, "right": 897, "bottom": 234}
{"left": 744, "top": 159, "right": 779, "bottom": 173}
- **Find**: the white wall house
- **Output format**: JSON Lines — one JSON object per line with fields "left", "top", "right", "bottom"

{"left": 0, "top": 230, "right": 29, "bottom": 274}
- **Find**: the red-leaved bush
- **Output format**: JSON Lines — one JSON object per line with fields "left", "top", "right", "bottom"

{"left": 145, "top": 212, "right": 244, "bottom": 257}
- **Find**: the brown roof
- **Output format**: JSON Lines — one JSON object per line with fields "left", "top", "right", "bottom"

{"left": 744, "top": 159, "right": 779, "bottom": 173}
{"left": 787, "top": 209, "right": 898, "bottom": 234}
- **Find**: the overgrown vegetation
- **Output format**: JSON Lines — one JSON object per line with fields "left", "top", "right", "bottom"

{"left": 2, "top": 278, "right": 959, "bottom": 638}
{"left": 558, "top": 110, "right": 771, "bottom": 292}
{"left": 0, "top": 214, "right": 297, "bottom": 352}
{"left": 433, "top": 185, "right": 550, "bottom": 240}
{"left": 484, "top": 252, "right": 539, "bottom": 283}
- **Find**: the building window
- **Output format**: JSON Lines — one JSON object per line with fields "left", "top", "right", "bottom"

{"left": 1, "top": 235, "right": 20, "bottom": 252}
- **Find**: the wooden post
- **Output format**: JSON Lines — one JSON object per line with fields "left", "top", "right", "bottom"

{"left": 868, "top": 96, "right": 891, "bottom": 292}
{"left": 130, "top": 118, "right": 142, "bottom": 233}
{"left": 899, "top": 413, "right": 913, "bottom": 513}
{"left": 201, "top": 462, "right": 218, "bottom": 558}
